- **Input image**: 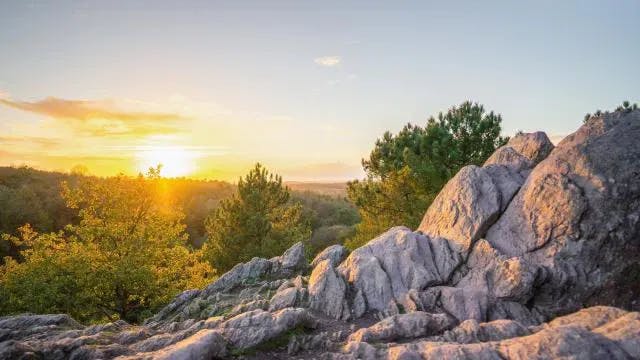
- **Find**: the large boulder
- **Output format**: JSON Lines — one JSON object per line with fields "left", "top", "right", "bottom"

{"left": 417, "top": 165, "right": 523, "bottom": 251}
{"left": 311, "top": 245, "right": 348, "bottom": 268}
{"left": 308, "top": 260, "right": 349, "bottom": 319}
{"left": 337, "top": 227, "right": 461, "bottom": 314}
{"left": 486, "top": 110, "right": 640, "bottom": 317}
{"left": 504, "top": 131, "right": 554, "bottom": 164}
{"left": 416, "top": 131, "right": 552, "bottom": 252}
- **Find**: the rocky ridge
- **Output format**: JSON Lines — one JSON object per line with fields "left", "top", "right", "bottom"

{"left": 1, "top": 110, "right": 639, "bottom": 359}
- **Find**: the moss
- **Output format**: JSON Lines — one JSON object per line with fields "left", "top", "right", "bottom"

{"left": 229, "top": 324, "right": 311, "bottom": 357}
{"left": 241, "top": 277, "right": 260, "bottom": 286}
{"left": 397, "top": 303, "right": 406, "bottom": 314}
{"left": 230, "top": 347, "right": 257, "bottom": 357}
{"left": 213, "top": 306, "right": 233, "bottom": 317}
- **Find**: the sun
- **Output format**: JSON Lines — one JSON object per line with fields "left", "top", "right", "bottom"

{"left": 136, "top": 146, "right": 196, "bottom": 177}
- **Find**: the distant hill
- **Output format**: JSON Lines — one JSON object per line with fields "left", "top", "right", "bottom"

{"left": 285, "top": 181, "right": 348, "bottom": 197}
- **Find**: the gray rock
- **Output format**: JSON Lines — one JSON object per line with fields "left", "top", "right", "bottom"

{"left": 486, "top": 110, "right": 640, "bottom": 318}
{"left": 227, "top": 300, "right": 269, "bottom": 318}
{"left": 311, "top": 245, "right": 348, "bottom": 268}
{"left": 490, "top": 257, "right": 539, "bottom": 303}
{"left": 276, "top": 242, "right": 307, "bottom": 272}
{"left": 484, "top": 146, "right": 534, "bottom": 173}
{"left": 348, "top": 312, "right": 456, "bottom": 343}
{"left": 0, "top": 314, "right": 82, "bottom": 332}
{"left": 435, "top": 318, "right": 531, "bottom": 344}
{"left": 593, "top": 312, "right": 640, "bottom": 358}
{"left": 269, "top": 287, "right": 299, "bottom": 312}
{"left": 217, "top": 308, "right": 317, "bottom": 350}
{"left": 0, "top": 340, "right": 38, "bottom": 360}
{"left": 309, "top": 260, "right": 349, "bottom": 319}
{"left": 339, "top": 306, "right": 639, "bottom": 359}
{"left": 133, "top": 330, "right": 227, "bottom": 360}
{"left": 144, "top": 290, "right": 201, "bottom": 326}
{"left": 543, "top": 305, "right": 629, "bottom": 330}
{"left": 505, "top": 131, "right": 554, "bottom": 165}
{"left": 338, "top": 227, "right": 463, "bottom": 315}
{"left": 417, "top": 164, "right": 523, "bottom": 252}
{"left": 431, "top": 286, "right": 489, "bottom": 322}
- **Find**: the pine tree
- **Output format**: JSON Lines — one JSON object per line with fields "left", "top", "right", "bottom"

{"left": 346, "top": 102, "right": 507, "bottom": 249}
{"left": 203, "top": 164, "right": 311, "bottom": 272}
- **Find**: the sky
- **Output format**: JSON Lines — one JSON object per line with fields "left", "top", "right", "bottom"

{"left": 1, "top": 1, "right": 638, "bottom": 181}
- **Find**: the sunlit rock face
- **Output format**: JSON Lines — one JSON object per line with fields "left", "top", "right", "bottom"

{"left": 1, "top": 110, "right": 639, "bottom": 359}
{"left": 486, "top": 110, "right": 640, "bottom": 317}
{"left": 417, "top": 131, "right": 553, "bottom": 253}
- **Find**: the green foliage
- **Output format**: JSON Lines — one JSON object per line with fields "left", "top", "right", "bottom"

{"left": 202, "top": 164, "right": 311, "bottom": 272}
{"left": 585, "top": 101, "right": 638, "bottom": 123}
{"left": 308, "top": 224, "right": 356, "bottom": 254}
{"left": 292, "top": 191, "right": 359, "bottom": 255}
{"left": 615, "top": 100, "right": 638, "bottom": 113}
{"left": 159, "top": 178, "right": 235, "bottom": 247}
{"left": 0, "top": 166, "right": 235, "bottom": 257}
{"left": 231, "top": 324, "right": 312, "bottom": 356}
{"left": 346, "top": 101, "right": 507, "bottom": 249}
{"left": 293, "top": 191, "right": 359, "bottom": 230}
{"left": 0, "top": 167, "right": 79, "bottom": 260}
{"left": 0, "top": 168, "right": 213, "bottom": 324}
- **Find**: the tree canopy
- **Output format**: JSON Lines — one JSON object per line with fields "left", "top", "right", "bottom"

{"left": 202, "top": 164, "right": 311, "bottom": 272}
{"left": 0, "top": 167, "right": 212, "bottom": 323}
{"left": 346, "top": 101, "right": 508, "bottom": 248}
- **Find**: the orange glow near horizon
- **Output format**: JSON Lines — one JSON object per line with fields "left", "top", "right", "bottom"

{"left": 136, "top": 146, "right": 196, "bottom": 178}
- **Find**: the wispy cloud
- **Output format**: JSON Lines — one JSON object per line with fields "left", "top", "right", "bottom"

{"left": 0, "top": 136, "right": 61, "bottom": 149}
{"left": 0, "top": 97, "right": 183, "bottom": 122}
{"left": 314, "top": 56, "right": 341, "bottom": 67}
{"left": 0, "top": 96, "right": 187, "bottom": 137}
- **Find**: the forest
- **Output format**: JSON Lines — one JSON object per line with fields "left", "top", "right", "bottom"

{"left": 0, "top": 101, "right": 507, "bottom": 324}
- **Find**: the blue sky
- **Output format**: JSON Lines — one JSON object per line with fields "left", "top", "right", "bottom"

{"left": 0, "top": 1, "right": 638, "bottom": 180}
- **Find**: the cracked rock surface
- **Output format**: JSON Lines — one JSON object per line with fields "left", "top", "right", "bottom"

{"left": 1, "top": 110, "right": 639, "bottom": 359}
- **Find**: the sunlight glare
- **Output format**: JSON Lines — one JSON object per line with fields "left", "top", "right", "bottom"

{"left": 136, "top": 146, "right": 196, "bottom": 177}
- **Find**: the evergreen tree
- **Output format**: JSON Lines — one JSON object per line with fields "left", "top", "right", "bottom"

{"left": 203, "top": 163, "right": 311, "bottom": 272}
{"left": 346, "top": 101, "right": 507, "bottom": 249}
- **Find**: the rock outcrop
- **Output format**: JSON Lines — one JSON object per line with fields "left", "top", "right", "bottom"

{"left": 1, "top": 109, "right": 639, "bottom": 359}
{"left": 339, "top": 306, "right": 640, "bottom": 359}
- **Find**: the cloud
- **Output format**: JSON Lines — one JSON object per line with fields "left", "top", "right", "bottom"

{"left": 0, "top": 97, "right": 184, "bottom": 122}
{"left": 0, "top": 136, "right": 61, "bottom": 149}
{"left": 0, "top": 96, "right": 187, "bottom": 137}
{"left": 314, "top": 56, "right": 341, "bottom": 67}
